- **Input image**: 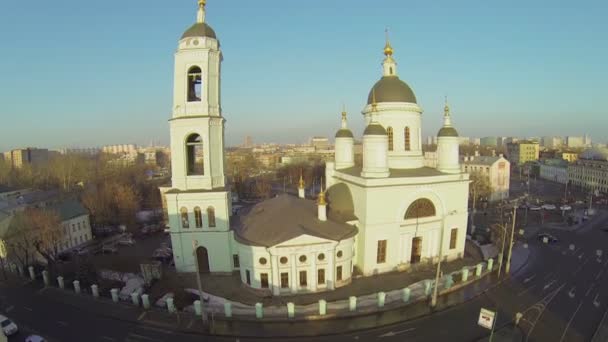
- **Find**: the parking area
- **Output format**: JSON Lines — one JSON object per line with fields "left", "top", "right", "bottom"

{"left": 89, "top": 232, "right": 171, "bottom": 273}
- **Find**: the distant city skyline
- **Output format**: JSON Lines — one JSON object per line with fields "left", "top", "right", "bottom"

{"left": 1, "top": 0, "right": 606, "bottom": 152}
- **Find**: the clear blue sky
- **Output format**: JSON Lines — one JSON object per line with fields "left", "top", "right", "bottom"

{"left": 0, "top": 0, "right": 606, "bottom": 151}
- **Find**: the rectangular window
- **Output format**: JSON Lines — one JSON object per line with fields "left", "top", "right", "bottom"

{"left": 336, "top": 266, "right": 343, "bottom": 281}
{"left": 72, "top": 224, "right": 76, "bottom": 232}
{"left": 318, "top": 269, "right": 326, "bottom": 285}
{"left": 246, "top": 270, "right": 251, "bottom": 285}
{"left": 377, "top": 240, "right": 387, "bottom": 264}
{"left": 299, "top": 270, "right": 307, "bottom": 286}
{"left": 260, "top": 273, "right": 269, "bottom": 288}
{"left": 233, "top": 254, "right": 240, "bottom": 268}
{"left": 281, "top": 272, "right": 289, "bottom": 288}
{"left": 78, "top": 222, "right": 81, "bottom": 230}
{"left": 450, "top": 228, "right": 458, "bottom": 249}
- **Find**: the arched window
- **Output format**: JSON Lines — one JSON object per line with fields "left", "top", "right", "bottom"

{"left": 404, "top": 198, "right": 436, "bottom": 220}
{"left": 187, "top": 66, "right": 202, "bottom": 102}
{"left": 387, "top": 127, "right": 394, "bottom": 151}
{"left": 194, "top": 207, "right": 202, "bottom": 228}
{"left": 186, "top": 134, "right": 204, "bottom": 175}
{"left": 207, "top": 206, "right": 216, "bottom": 228}
{"left": 180, "top": 207, "right": 189, "bottom": 228}
{"left": 404, "top": 127, "right": 411, "bottom": 151}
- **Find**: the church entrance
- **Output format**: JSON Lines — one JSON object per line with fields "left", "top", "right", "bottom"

{"left": 196, "top": 246, "right": 210, "bottom": 273}
{"left": 411, "top": 237, "right": 422, "bottom": 264}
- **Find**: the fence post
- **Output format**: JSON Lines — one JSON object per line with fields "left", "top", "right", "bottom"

{"left": 194, "top": 300, "right": 202, "bottom": 316}
{"left": 42, "top": 270, "right": 49, "bottom": 286}
{"left": 319, "top": 299, "right": 327, "bottom": 316}
{"left": 487, "top": 258, "right": 494, "bottom": 272}
{"left": 141, "top": 294, "right": 150, "bottom": 309}
{"left": 349, "top": 296, "right": 357, "bottom": 312}
{"left": 131, "top": 292, "right": 140, "bottom": 307}
{"left": 377, "top": 292, "right": 386, "bottom": 308}
{"left": 28, "top": 266, "right": 35, "bottom": 280}
{"left": 111, "top": 288, "right": 119, "bottom": 303}
{"left": 91, "top": 285, "right": 99, "bottom": 298}
{"left": 224, "top": 302, "right": 232, "bottom": 318}
{"left": 287, "top": 302, "right": 295, "bottom": 318}
{"left": 462, "top": 267, "right": 469, "bottom": 282}
{"left": 255, "top": 303, "right": 263, "bottom": 319}
{"left": 166, "top": 297, "right": 175, "bottom": 313}
{"left": 57, "top": 276, "right": 65, "bottom": 289}
{"left": 402, "top": 288, "right": 411, "bottom": 303}
{"left": 73, "top": 280, "right": 81, "bottom": 294}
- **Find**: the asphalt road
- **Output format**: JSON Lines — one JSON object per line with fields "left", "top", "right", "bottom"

{"left": 1, "top": 213, "right": 607, "bottom": 341}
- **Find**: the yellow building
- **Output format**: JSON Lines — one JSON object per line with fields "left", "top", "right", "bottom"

{"left": 558, "top": 151, "right": 579, "bottom": 163}
{"left": 506, "top": 141, "right": 539, "bottom": 165}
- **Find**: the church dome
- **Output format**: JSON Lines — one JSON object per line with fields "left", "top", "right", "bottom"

{"left": 181, "top": 22, "right": 217, "bottom": 40}
{"left": 335, "top": 128, "right": 354, "bottom": 138}
{"left": 437, "top": 127, "right": 459, "bottom": 137}
{"left": 367, "top": 76, "right": 417, "bottom": 104}
{"left": 363, "top": 122, "right": 387, "bottom": 136}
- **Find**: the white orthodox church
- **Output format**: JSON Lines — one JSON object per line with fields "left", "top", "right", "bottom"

{"left": 163, "top": 1, "right": 470, "bottom": 296}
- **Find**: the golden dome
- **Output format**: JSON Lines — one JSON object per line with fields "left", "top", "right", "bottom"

{"left": 384, "top": 42, "right": 393, "bottom": 56}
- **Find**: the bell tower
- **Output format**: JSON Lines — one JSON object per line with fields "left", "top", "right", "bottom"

{"left": 164, "top": 0, "right": 233, "bottom": 274}
{"left": 170, "top": 0, "right": 225, "bottom": 191}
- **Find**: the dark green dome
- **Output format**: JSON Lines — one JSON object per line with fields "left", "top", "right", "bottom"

{"left": 437, "top": 127, "right": 459, "bottom": 137}
{"left": 335, "top": 129, "right": 354, "bottom": 138}
{"left": 181, "top": 22, "right": 217, "bottom": 40}
{"left": 363, "top": 123, "right": 387, "bottom": 136}
{"left": 367, "top": 76, "right": 417, "bottom": 104}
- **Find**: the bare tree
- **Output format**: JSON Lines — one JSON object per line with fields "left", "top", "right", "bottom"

{"left": 469, "top": 170, "right": 493, "bottom": 210}
{"left": 27, "top": 208, "right": 64, "bottom": 268}
{"left": 4, "top": 212, "right": 36, "bottom": 272}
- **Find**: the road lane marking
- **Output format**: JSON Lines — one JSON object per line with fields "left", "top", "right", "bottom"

{"left": 594, "top": 294, "right": 601, "bottom": 308}
{"left": 568, "top": 286, "right": 576, "bottom": 298}
{"left": 128, "top": 333, "right": 163, "bottom": 342}
{"left": 579, "top": 252, "right": 585, "bottom": 260}
{"left": 137, "top": 312, "right": 147, "bottom": 321}
{"left": 524, "top": 275, "right": 536, "bottom": 284}
{"left": 57, "top": 320, "right": 68, "bottom": 327}
{"left": 100, "top": 337, "right": 116, "bottom": 341}
{"left": 559, "top": 301, "right": 583, "bottom": 342}
{"left": 139, "top": 325, "right": 174, "bottom": 334}
{"left": 543, "top": 272, "right": 555, "bottom": 280}
{"left": 518, "top": 284, "right": 537, "bottom": 297}
{"left": 543, "top": 279, "right": 556, "bottom": 291}
{"left": 379, "top": 328, "right": 416, "bottom": 338}
{"left": 586, "top": 284, "right": 595, "bottom": 297}
{"left": 23, "top": 306, "right": 33, "bottom": 311}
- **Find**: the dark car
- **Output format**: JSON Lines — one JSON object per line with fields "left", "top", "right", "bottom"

{"left": 537, "top": 233, "right": 558, "bottom": 243}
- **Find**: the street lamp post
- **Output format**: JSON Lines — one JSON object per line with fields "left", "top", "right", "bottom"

{"left": 505, "top": 205, "right": 518, "bottom": 275}
{"left": 431, "top": 210, "right": 457, "bottom": 308}
{"left": 192, "top": 240, "right": 208, "bottom": 324}
{"left": 496, "top": 224, "right": 507, "bottom": 278}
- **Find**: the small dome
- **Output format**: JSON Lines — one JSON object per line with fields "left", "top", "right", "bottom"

{"left": 437, "top": 127, "right": 459, "bottom": 137}
{"left": 181, "top": 22, "right": 217, "bottom": 40}
{"left": 335, "top": 129, "right": 354, "bottom": 138}
{"left": 363, "top": 123, "right": 387, "bottom": 136}
{"left": 367, "top": 76, "right": 417, "bottom": 104}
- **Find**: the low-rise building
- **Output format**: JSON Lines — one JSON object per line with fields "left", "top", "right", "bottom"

{"left": 3, "top": 148, "right": 49, "bottom": 168}
{"left": 539, "top": 159, "right": 568, "bottom": 184}
{"left": 506, "top": 141, "right": 539, "bottom": 166}
{"left": 461, "top": 155, "right": 510, "bottom": 201}
{"left": 568, "top": 148, "right": 608, "bottom": 194}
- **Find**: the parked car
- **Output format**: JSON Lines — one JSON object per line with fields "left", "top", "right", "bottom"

{"left": 117, "top": 238, "right": 136, "bottom": 246}
{"left": 0, "top": 314, "right": 18, "bottom": 336}
{"left": 529, "top": 206, "right": 541, "bottom": 211}
{"left": 541, "top": 204, "right": 557, "bottom": 210}
{"left": 101, "top": 245, "right": 118, "bottom": 254}
{"left": 537, "top": 233, "right": 558, "bottom": 243}
{"left": 560, "top": 205, "right": 572, "bottom": 211}
{"left": 25, "top": 335, "right": 47, "bottom": 342}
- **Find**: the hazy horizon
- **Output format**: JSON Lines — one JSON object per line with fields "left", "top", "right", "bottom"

{"left": 1, "top": 0, "right": 606, "bottom": 152}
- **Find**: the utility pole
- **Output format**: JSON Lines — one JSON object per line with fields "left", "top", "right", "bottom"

{"left": 471, "top": 185, "right": 477, "bottom": 234}
{"left": 505, "top": 205, "right": 517, "bottom": 274}
{"left": 431, "top": 211, "right": 456, "bottom": 308}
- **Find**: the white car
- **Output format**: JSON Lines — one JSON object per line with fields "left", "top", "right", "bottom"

{"left": 529, "top": 206, "right": 542, "bottom": 211}
{"left": 0, "top": 314, "right": 18, "bottom": 336}
{"left": 26, "top": 335, "right": 47, "bottom": 342}
{"left": 542, "top": 204, "right": 557, "bottom": 210}
{"left": 560, "top": 205, "right": 572, "bottom": 211}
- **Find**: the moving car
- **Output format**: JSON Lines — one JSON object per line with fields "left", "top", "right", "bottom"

{"left": 101, "top": 245, "right": 118, "bottom": 254}
{"left": 0, "top": 314, "right": 18, "bottom": 336}
{"left": 537, "top": 233, "right": 558, "bottom": 244}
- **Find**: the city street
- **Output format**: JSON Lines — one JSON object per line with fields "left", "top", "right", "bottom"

{"left": 1, "top": 205, "right": 607, "bottom": 341}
